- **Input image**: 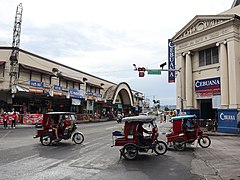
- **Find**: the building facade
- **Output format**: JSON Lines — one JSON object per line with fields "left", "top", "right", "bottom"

{"left": 172, "top": 1, "right": 240, "bottom": 133}
{"left": 0, "top": 47, "right": 143, "bottom": 120}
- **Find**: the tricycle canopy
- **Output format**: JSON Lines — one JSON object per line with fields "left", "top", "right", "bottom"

{"left": 42, "top": 112, "right": 76, "bottom": 129}
{"left": 122, "top": 115, "right": 156, "bottom": 123}
{"left": 171, "top": 115, "right": 196, "bottom": 121}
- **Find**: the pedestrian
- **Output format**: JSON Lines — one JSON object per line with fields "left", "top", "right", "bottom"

{"left": 9, "top": 108, "right": 17, "bottom": 128}
{"left": 3, "top": 112, "right": 8, "bottom": 129}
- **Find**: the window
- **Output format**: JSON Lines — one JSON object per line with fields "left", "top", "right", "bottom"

{"left": 0, "top": 63, "right": 5, "bottom": 77}
{"left": 199, "top": 47, "right": 219, "bottom": 67}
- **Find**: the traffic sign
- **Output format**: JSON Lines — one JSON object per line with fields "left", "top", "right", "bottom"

{"left": 148, "top": 70, "right": 161, "bottom": 75}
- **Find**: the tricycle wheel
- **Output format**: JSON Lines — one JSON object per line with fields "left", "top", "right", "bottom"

{"left": 122, "top": 144, "right": 138, "bottom": 160}
{"left": 72, "top": 132, "right": 84, "bottom": 144}
{"left": 154, "top": 141, "right": 167, "bottom": 155}
{"left": 198, "top": 136, "right": 211, "bottom": 148}
{"left": 40, "top": 134, "right": 52, "bottom": 146}
{"left": 173, "top": 138, "right": 186, "bottom": 151}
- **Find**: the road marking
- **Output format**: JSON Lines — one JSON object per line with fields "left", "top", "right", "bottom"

{"left": 0, "top": 131, "right": 11, "bottom": 139}
{"left": 106, "top": 126, "right": 119, "bottom": 130}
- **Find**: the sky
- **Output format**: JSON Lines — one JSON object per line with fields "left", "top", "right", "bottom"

{"left": 0, "top": 0, "right": 233, "bottom": 106}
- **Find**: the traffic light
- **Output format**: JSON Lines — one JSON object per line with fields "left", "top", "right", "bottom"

{"left": 139, "top": 72, "right": 145, "bottom": 77}
{"left": 137, "top": 67, "right": 146, "bottom": 71}
{"left": 138, "top": 67, "right": 146, "bottom": 77}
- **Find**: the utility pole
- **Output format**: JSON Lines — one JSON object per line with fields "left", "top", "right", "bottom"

{"left": 9, "top": 3, "right": 23, "bottom": 95}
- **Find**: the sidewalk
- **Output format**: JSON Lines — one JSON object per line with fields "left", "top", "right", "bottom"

{"left": 0, "top": 118, "right": 113, "bottom": 129}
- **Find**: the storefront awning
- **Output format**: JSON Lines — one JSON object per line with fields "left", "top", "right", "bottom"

{"left": 20, "top": 64, "right": 53, "bottom": 76}
{"left": 16, "top": 85, "right": 29, "bottom": 92}
{"left": 61, "top": 75, "right": 83, "bottom": 84}
{"left": 86, "top": 82, "right": 104, "bottom": 89}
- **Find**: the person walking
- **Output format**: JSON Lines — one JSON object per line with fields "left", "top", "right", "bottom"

{"left": 9, "top": 108, "right": 17, "bottom": 128}
{"left": 3, "top": 112, "right": 8, "bottom": 129}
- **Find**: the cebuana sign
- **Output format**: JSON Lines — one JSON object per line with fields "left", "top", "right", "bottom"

{"left": 217, "top": 109, "right": 238, "bottom": 134}
{"left": 195, "top": 77, "right": 220, "bottom": 92}
{"left": 219, "top": 112, "right": 236, "bottom": 121}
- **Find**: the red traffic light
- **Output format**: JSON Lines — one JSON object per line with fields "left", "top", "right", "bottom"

{"left": 137, "top": 67, "right": 146, "bottom": 71}
{"left": 139, "top": 72, "right": 145, "bottom": 77}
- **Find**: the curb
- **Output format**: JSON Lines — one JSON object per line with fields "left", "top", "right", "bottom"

{"left": 204, "top": 132, "right": 240, "bottom": 136}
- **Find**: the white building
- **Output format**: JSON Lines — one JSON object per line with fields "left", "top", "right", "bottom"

{"left": 172, "top": 1, "right": 240, "bottom": 133}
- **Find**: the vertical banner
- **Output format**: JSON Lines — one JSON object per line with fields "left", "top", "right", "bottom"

{"left": 168, "top": 39, "right": 175, "bottom": 83}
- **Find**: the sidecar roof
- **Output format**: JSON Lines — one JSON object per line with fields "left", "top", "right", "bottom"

{"left": 122, "top": 115, "right": 156, "bottom": 123}
{"left": 171, "top": 115, "right": 196, "bottom": 121}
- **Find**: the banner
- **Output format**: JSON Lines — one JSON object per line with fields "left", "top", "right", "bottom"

{"left": 23, "top": 114, "right": 43, "bottom": 124}
{"left": 168, "top": 39, "right": 175, "bottom": 83}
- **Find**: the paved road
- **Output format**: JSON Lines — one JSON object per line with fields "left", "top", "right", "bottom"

{"left": 0, "top": 121, "right": 239, "bottom": 180}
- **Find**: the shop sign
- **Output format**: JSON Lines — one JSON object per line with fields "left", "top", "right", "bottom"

{"left": 68, "top": 88, "right": 85, "bottom": 99}
{"left": 87, "top": 92, "right": 96, "bottom": 100}
{"left": 219, "top": 112, "right": 236, "bottom": 121}
{"left": 168, "top": 39, "right": 175, "bottom": 83}
{"left": 217, "top": 109, "right": 238, "bottom": 134}
{"left": 195, "top": 77, "right": 220, "bottom": 93}
{"left": 53, "top": 85, "right": 62, "bottom": 96}
{"left": 96, "top": 94, "right": 104, "bottom": 102}
{"left": 29, "top": 80, "right": 44, "bottom": 94}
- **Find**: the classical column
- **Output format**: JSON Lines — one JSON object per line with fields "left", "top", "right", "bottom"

{"left": 180, "top": 54, "right": 186, "bottom": 101}
{"left": 217, "top": 41, "right": 229, "bottom": 108}
{"left": 227, "top": 38, "right": 240, "bottom": 108}
{"left": 176, "top": 54, "right": 185, "bottom": 111}
{"left": 185, "top": 51, "right": 193, "bottom": 108}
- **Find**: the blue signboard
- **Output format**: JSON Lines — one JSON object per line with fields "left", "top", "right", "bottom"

{"left": 195, "top": 77, "right": 220, "bottom": 92}
{"left": 54, "top": 85, "right": 62, "bottom": 91}
{"left": 168, "top": 39, "right": 175, "bottom": 83}
{"left": 217, "top": 109, "right": 238, "bottom": 134}
{"left": 29, "top": 80, "right": 44, "bottom": 88}
{"left": 68, "top": 88, "right": 85, "bottom": 99}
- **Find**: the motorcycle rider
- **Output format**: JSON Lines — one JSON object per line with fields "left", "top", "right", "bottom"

{"left": 52, "top": 115, "right": 61, "bottom": 141}
{"left": 136, "top": 122, "right": 152, "bottom": 146}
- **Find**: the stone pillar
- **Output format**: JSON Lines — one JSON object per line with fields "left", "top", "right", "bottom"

{"left": 176, "top": 54, "right": 185, "bottom": 111}
{"left": 217, "top": 41, "right": 229, "bottom": 108}
{"left": 180, "top": 54, "right": 186, "bottom": 101}
{"left": 185, "top": 51, "right": 193, "bottom": 108}
{"left": 227, "top": 38, "right": 240, "bottom": 108}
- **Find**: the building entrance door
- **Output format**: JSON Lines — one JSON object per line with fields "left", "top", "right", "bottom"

{"left": 200, "top": 99, "right": 215, "bottom": 119}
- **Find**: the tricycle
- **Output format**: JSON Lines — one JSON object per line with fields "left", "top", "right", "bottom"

{"left": 34, "top": 112, "right": 84, "bottom": 146}
{"left": 166, "top": 115, "right": 211, "bottom": 151}
{"left": 112, "top": 115, "right": 167, "bottom": 160}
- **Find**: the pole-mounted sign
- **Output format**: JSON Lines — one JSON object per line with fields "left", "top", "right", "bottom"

{"left": 168, "top": 39, "right": 175, "bottom": 83}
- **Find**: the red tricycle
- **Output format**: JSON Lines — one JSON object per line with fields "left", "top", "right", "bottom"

{"left": 166, "top": 115, "right": 211, "bottom": 151}
{"left": 112, "top": 116, "right": 167, "bottom": 160}
{"left": 34, "top": 112, "right": 84, "bottom": 146}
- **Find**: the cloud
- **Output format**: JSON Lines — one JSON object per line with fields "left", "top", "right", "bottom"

{"left": 0, "top": 0, "right": 233, "bottom": 105}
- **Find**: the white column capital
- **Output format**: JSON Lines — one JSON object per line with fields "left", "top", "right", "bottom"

{"left": 216, "top": 40, "right": 227, "bottom": 46}
{"left": 182, "top": 51, "right": 194, "bottom": 56}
